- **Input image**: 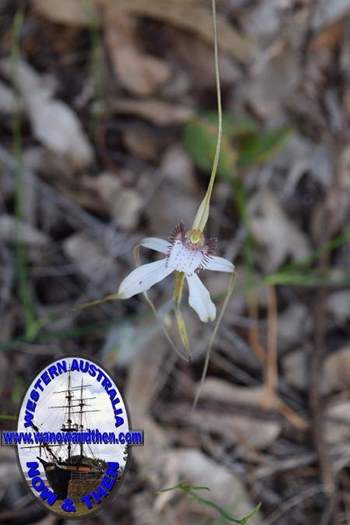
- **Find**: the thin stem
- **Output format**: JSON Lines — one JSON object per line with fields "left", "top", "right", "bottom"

{"left": 192, "top": 272, "right": 237, "bottom": 410}
{"left": 143, "top": 291, "right": 190, "bottom": 362}
{"left": 11, "top": 10, "right": 39, "bottom": 341}
{"left": 173, "top": 272, "right": 191, "bottom": 354}
{"left": 192, "top": 0, "right": 222, "bottom": 232}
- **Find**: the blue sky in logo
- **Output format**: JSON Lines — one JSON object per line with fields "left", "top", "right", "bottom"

{"left": 17, "top": 357, "right": 129, "bottom": 480}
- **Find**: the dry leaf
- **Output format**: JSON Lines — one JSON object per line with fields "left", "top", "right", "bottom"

{"left": 201, "top": 378, "right": 270, "bottom": 407}
{"left": 245, "top": 47, "right": 300, "bottom": 118}
{"left": 249, "top": 190, "right": 311, "bottom": 272}
{"left": 311, "top": 21, "right": 344, "bottom": 50}
{"left": 278, "top": 303, "right": 310, "bottom": 351}
{"left": 0, "top": 215, "right": 48, "bottom": 246}
{"left": 242, "top": 0, "right": 282, "bottom": 38}
{"left": 312, "top": 0, "right": 350, "bottom": 30}
{"left": 192, "top": 409, "right": 280, "bottom": 450}
{"left": 126, "top": 339, "right": 172, "bottom": 487}
{"left": 34, "top": 0, "right": 254, "bottom": 64}
{"left": 63, "top": 232, "right": 118, "bottom": 288}
{"left": 123, "top": 126, "right": 161, "bottom": 161}
{"left": 161, "top": 145, "right": 196, "bottom": 191}
{"left": 112, "top": 98, "right": 194, "bottom": 126}
{"left": 326, "top": 400, "right": 350, "bottom": 444}
{"left": 172, "top": 32, "right": 240, "bottom": 93}
{"left": 0, "top": 81, "right": 23, "bottom": 114}
{"left": 133, "top": 491, "right": 174, "bottom": 525}
{"left": 104, "top": 9, "right": 170, "bottom": 96}
{"left": 282, "top": 350, "right": 308, "bottom": 391}
{"left": 284, "top": 346, "right": 350, "bottom": 396}
{"left": 114, "top": 189, "right": 143, "bottom": 230}
{"left": 147, "top": 184, "right": 197, "bottom": 234}
{"left": 30, "top": 99, "right": 94, "bottom": 167}
{"left": 197, "top": 380, "right": 281, "bottom": 450}
{"left": 323, "top": 346, "right": 350, "bottom": 394}
{"left": 3, "top": 58, "right": 94, "bottom": 167}
{"left": 327, "top": 291, "right": 350, "bottom": 323}
{"left": 33, "top": 0, "right": 100, "bottom": 27}
{"left": 116, "top": 0, "right": 254, "bottom": 63}
{"left": 83, "top": 173, "right": 143, "bottom": 229}
{"left": 164, "top": 449, "right": 261, "bottom": 524}
{"left": 126, "top": 336, "right": 170, "bottom": 418}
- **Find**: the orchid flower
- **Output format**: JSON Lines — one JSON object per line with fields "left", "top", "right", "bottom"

{"left": 78, "top": 0, "right": 236, "bottom": 406}
{"left": 118, "top": 223, "right": 234, "bottom": 323}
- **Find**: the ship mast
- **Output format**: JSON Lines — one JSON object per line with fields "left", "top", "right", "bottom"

{"left": 46, "top": 366, "right": 100, "bottom": 462}
{"left": 22, "top": 366, "right": 100, "bottom": 464}
{"left": 79, "top": 378, "right": 84, "bottom": 458}
{"left": 66, "top": 369, "right": 73, "bottom": 460}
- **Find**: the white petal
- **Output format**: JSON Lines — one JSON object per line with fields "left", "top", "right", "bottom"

{"left": 140, "top": 237, "right": 170, "bottom": 254}
{"left": 118, "top": 259, "right": 173, "bottom": 299}
{"left": 186, "top": 273, "right": 216, "bottom": 322}
{"left": 205, "top": 256, "right": 235, "bottom": 273}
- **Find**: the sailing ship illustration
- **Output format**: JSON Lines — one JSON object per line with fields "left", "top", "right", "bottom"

{"left": 22, "top": 369, "right": 107, "bottom": 499}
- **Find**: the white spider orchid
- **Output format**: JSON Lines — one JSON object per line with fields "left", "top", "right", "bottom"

{"left": 117, "top": 223, "right": 234, "bottom": 323}
{"left": 78, "top": 0, "right": 235, "bottom": 406}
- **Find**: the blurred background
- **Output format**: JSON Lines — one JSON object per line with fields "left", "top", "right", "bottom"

{"left": 0, "top": 0, "right": 350, "bottom": 523}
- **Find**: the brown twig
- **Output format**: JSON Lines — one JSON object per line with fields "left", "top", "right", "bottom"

{"left": 309, "top": 134, "right": 346, "bottom": 496}
{"left": 247, "top": 292, "right": 266, "bottom": 363}
{"left": 262, "top": 285, "right": 278, "bottom": 409}
{"left": 247, "top": 287, "right": 307, "bottom": 429}
{"left": 310, "top": 285, "right": 334, "bottom": 495}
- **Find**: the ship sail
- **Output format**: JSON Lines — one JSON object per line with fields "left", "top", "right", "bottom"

{"left": 21, "top": 367, "right": 106, "bottom": 499}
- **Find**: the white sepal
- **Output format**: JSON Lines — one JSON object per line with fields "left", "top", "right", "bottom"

{"left": 118, "top": 259, "right": 173, "bottom": 299}
{"left": 186, "top": 273, "right": 216, "bottom": 322}
{"left": 140, "top": 237, "right": 170, "bottom": 254}
{"left": 205, "top": 255, "right": 235, "bottom": 273}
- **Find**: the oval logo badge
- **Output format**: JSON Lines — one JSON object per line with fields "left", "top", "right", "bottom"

{"left": 14, "top": 357, "right": 141, "bottom": 518}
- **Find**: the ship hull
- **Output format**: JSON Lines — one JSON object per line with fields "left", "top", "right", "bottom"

{"left": 38, "top": 458, "right": 104, "bottom": 499}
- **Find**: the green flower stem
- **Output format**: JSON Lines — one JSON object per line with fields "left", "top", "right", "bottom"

{"left": 192, "top": 0, "right": 222, "bottom": 233}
